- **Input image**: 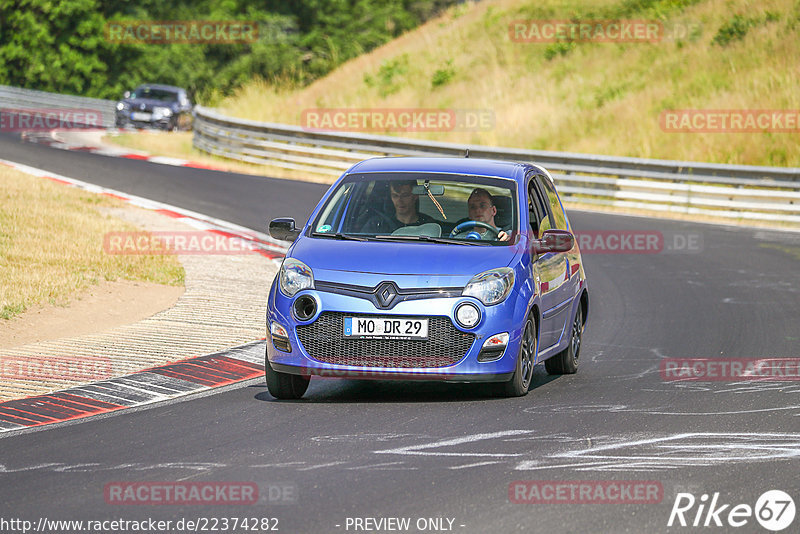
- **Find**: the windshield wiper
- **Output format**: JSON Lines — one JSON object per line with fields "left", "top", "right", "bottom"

{"left": 311, "top": 232, "right": 369, "bottom": 242}
{"left": 372, "top": 235, "right": 489, "bottom": 246}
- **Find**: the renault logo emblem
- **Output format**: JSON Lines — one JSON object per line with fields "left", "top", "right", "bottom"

{"left": 375, "top": 282, "right": 398, "bottom": 308}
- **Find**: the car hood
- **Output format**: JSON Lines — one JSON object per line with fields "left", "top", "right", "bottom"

{"left": 289, "top": 237, "right": 519, "bottom": 278}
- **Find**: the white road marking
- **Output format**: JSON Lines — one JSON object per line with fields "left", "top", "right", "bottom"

{"left": 297, "top": 461, "right": 347, "bottom": 471}
{"left": 525, "top": 403, "right": 800, "bottom": 416}
{"left": 448, "top": 461, "right": 502, "bottom": 470}
{"left": 347, "top": 462, "right": 415, "bottom": 470}
{"left": 514, "top": 432, "right": 800, "bottom": 472}
{"left": 374, "top": 430, "right": 534, "bottom": 458}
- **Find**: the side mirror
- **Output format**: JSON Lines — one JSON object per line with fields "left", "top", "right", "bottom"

{"left": 123, "top": 91, "right": 131, "bottom": 99}
{"left": 269, "top": 218, "right": 301, "bottom": 242}
{"left": 532, "top": 229, "right": 574, "bottom": 254}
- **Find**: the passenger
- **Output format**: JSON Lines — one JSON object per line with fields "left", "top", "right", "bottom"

{"left": 361, "top": 180, "right": 436, "bottom": 233}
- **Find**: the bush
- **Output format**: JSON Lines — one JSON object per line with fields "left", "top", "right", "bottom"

{"left": 431, "top": 60, "right": 455, "bottom": 88}
{"left": 712, "top": 14, "right": 757, "bottom": 46}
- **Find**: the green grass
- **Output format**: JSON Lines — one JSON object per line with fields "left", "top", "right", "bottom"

{"left": 0, "top": 166, "right": 184, "bottom": 321}
{"left": 217, "top": 0, "right": 800, "bottom": 167}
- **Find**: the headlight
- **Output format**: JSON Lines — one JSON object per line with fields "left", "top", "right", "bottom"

{"left": 462, "top": 267, "right": 515, "bottom": 305}
{"left": 279, "top": 258, "right": 314, "bottom": 297}
{"left": 152, "top": 106, "right": 173, "bottom": 119}
{"left": 116, "top": 102, "right": 128, "bottom": 111}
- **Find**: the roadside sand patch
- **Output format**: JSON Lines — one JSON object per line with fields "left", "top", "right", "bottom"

{"left": 0, "top": 280, "right": 184, "bottom": 350}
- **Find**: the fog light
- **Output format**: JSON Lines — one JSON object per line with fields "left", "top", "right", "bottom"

{"left": 482, "top": 332, "right": 509, "bottom": 350}
{"left": 478, "top": 332, "right": 509, "bottom": 362}
{"left": 270, "top": 322, "right": 291, "bottom": 352}
{"left": 271, "top": 322, "right": 288, "bottom": 337}
{"left": 455, "top": 302, "right": 480, "bottom": 328}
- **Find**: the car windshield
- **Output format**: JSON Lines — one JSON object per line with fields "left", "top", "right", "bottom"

{"left": 311, "top": 172, "right": 518, "bottom": 244}
{"left": 130, "top": 87, "right": 179, "bottom": 102}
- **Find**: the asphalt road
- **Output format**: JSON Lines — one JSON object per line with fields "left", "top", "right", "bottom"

{"left": 1, "top": 133, "right": 799, "bottom": 534}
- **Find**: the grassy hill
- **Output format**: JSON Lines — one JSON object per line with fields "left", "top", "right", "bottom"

{"left": 217, "top": 0, "right": 800, "bottom": 167}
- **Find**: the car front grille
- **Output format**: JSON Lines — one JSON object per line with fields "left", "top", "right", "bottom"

{"left": 296, "top": 312, "right": 475, "bottom": 368}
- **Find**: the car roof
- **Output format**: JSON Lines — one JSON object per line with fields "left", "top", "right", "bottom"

{"left": 134, "top": 84, "right": 186, "bottom": 93}
{"left": 346, "top": 157, "right": 535, "bottom": 180}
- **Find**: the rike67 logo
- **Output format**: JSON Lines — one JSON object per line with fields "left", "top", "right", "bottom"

{"left": 668, "top": 490, "right": 796, "bottom": 531}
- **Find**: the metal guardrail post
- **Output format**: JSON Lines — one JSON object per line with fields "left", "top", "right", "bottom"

{"left": 191, "top": 106, "right": 800, "bottom": 224}
{"left": 2, "top": 85, "right": 798, "bottom": 224}
{"left": 0, "top": 85, "right": 117, "bottom": 128}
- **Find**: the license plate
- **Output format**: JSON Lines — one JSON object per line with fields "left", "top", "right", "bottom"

{"left": 131, "top": 112, "right": 152, "bottom": 121}
{"left": 344, "top": 317, "right": 428, "bottom": 340}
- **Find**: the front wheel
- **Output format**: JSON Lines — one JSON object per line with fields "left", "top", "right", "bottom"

{"left": 545, "top": 306, "right": 583, "bottom": 375}
{"left": 265, "top": 358, "right": 310, "bottom": 400}
{"left": 498, "top": 315, "right": 537, "bottom": 397}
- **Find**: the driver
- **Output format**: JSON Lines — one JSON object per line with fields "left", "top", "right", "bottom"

{"left": 361, "top": 180, "right": 436, "bottom": 233}
{"left": 467, "top": 188, "right": 510, "bottom": 241}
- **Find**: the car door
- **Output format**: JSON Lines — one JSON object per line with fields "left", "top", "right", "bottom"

{"left": 528, "top": 174, "right": 572, "bottom": 351}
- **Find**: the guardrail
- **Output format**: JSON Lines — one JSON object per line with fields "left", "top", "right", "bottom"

{"left": 0, "top": 85, "right": 116, "bottom": 128}
{"left": 3, "top": 85, "right": 798, "bottom": 225}
{"left": 193, "top": 106, "right": 800, "bottom": 224}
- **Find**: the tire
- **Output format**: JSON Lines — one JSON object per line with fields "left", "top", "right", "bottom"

{"left": 545, "top": 305, "right": 583, "bottom": 375}
{"left": 265, "top": 357, "right": 310, "bottom": 400}
{"left": 498, "top": 315, "right": 537, "bottom": 397}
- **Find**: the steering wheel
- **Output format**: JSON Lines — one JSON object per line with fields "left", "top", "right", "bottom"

{"left": 449, "top": 220, "right": 500, "bottom": 239}
{"left": 362, "top": 207, "right": 396, "bottom": 229}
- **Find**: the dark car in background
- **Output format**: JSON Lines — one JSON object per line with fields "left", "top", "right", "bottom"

{"left": 115, "top": 84, "right": 193, "bottom": 131}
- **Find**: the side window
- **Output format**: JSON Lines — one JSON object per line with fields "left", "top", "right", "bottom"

{"left": 317, "top": 182, "right": 354, "bottom": 232}
{"left": 539, "top": 175, "right": 568, "bottom": 231}
{"left": 528, "top": 177, "right": 551, "bottom": 237}
{"left": 528, "top": 175, "right": 554, "bottom": 237}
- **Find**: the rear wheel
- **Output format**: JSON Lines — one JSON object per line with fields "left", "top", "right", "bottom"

{"left": 545, "top": 306, "right": 583, "bottom": 375}
{"left": 265, "top": 357, "right": 310, "bottom": 400}
{"left": 498, "top": 315, "right": 537, "bottom": 397}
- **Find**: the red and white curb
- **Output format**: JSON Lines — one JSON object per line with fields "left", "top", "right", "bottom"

{"left": 0, "top": 342, "right": 267, "bottom": 433}
{"left": 0, "top": 157, "right": 289, "bottom": 261}
{"left": 21, "top": 130, "right": 226, "bottom": 171}
{"left": 0, "top": 158, "right": 290, "bottom": 433}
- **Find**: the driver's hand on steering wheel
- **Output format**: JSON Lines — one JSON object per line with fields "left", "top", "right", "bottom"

{"left": 498, "top": 230, "right": 510, "bottom": 241}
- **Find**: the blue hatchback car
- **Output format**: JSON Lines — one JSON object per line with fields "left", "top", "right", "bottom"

{"left": 266, "top": 157, "right": 588, "bottom": 399}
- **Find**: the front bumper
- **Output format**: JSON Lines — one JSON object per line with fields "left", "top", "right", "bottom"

{"left": 115, "top": 111, "right": 173, "bottom": 129}
{"left": 266, "top": 280, "right": 527, "bottom": 383}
